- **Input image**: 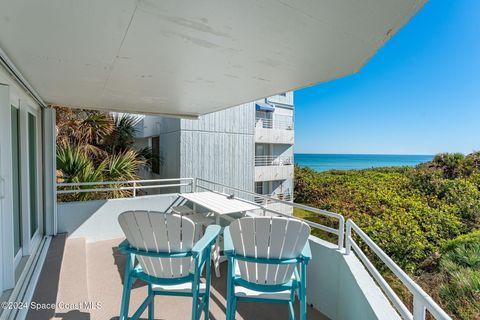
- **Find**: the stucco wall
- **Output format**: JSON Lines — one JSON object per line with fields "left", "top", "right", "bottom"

{"left": 180, "top": 103, "right": 255, "bottom": 193}
{"left": 57, "top": 195, "right": 180, "bottom": 243}
{"left": 308, "top": 237, "right": 400, "bottom": 320}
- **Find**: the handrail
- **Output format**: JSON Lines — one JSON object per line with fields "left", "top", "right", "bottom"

{"left": 56, "top": 178, "right": 194, "bottom": 196}
{"left": 254, "top": 192, "right": 292, "bottom": 203}
{"left": 195, "top": 178, "right": 344, "bottom": 249}
{"left": 346, "top": 220, "right": 452, "bottom": 320}
{"left": 255, "top": 117, "right": 293, "bottom": 130}
{"left": 254, "top": 155, "right": 293, "bottom": 166}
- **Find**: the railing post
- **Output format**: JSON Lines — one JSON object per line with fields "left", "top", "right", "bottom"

{"left": 345, "top": 220, "right": 351, "bottom": 254}
{"left": 132, "top": 181, "right": 136, "bottom": 198}
{"left": 413, "top": 296, "right": 426, "bottom": 320}
{"left": 192, "top": 178, "right": 196, "bottom": 193}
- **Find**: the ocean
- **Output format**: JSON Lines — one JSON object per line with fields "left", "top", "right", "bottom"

{"left": 294, "top": 154, "right": 434, "bottom": 172}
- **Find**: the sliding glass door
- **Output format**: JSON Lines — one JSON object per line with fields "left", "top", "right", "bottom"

{"left": 11, "top": 106, "right": 22, "bottom": 263}
{"left": 27, "top": 112, "right": 38, "bottom": 239}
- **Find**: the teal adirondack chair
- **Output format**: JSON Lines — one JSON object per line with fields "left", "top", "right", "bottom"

{"left": 224, "top": 217, "right": 311, "bottom": 320}
{"left": 118, "top": 210, "right": 220, "bottom": 320}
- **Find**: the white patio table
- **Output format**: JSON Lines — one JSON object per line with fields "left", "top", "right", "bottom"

{"left": 179, "top": 191, "right": 261, "bottom": 277}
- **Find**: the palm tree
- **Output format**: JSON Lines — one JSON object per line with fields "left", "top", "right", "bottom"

{"left": 55, "top": 107, "right": 146, "bottom": 201}
{"left": 105, "top": 114, "right": 140, "bottom": 153}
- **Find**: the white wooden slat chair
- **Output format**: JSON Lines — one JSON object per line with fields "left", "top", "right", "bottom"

{"left": 224, "top": 216, "right": 312, "bottom": 320}
{"left": 118, "top": 210, "right": 220, "bottom": 320}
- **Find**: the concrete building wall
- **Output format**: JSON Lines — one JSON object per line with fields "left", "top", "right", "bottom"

{"left": 159, "top": 131, "right": 181, "bottom": 179}
{"left": 132, "top": 94, "right": 293, "bottom": 207}
{"left": 179, "top": 103, "right": 255, "bottom": 192}
{"left": 266, "top": 92, "right": 294, "bottom": 106}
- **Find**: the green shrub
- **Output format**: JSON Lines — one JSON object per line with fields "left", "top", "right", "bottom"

{"left": 294, "top": 153, "right": 480, "bottom": 319}
{"left": 438, "top": 232, "right": 480, "bottom": 320}
{"left": 442, "top": 230, "right": 480, "bottom": 252}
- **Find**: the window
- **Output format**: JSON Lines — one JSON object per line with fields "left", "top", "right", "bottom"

{"left": 255, "top": 182, "right": 263, "bottom": 194}
{"left": 151, "top": 136, "right": 160, "bottom": 174}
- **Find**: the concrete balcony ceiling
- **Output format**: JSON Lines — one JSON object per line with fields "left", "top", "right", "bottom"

{"left": 0, "top": 0, "right": 425, "bottom": 117}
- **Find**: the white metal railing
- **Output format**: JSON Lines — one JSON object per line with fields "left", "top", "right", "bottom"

{"left": 255, "top": 117, "right": 293, "bottom": 130}
{"left": 195, "top": 178, "right": 344, "bottom": 249}
{"left": 255, "top": 155, "right": 293, "bottom": 166}
{"left": 56, "top": 178, "right": 194, "bottom": 197}
{"left": 276, "top": 192, "right": 292, "bottom": 201}
{"left": 346, "top": 220, "right": 451, "bottom": 320}
{"left": 254, "top": 192, "right": 292, "bottom": 204}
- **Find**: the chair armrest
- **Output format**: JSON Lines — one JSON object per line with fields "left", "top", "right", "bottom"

{"left": 223, "top": 226, "right": 234, "bottom": 256}
{"left": 301, "top": 241, "right": 312, "bottom": 263}
{"left": 118, "top": 239, "right": 130, "bottom": 254}
{"left": 192, "top": 225, "right": 221, "bottom": 256}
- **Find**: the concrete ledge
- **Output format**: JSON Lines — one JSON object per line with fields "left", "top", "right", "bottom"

{"left": 57, "top": 194, "right": 180, "bottom": 242}
{"left": 307, "top": 236, "right": 400, "bottom": 320}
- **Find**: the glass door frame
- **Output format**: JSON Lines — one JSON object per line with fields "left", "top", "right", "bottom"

{"left": 10, "top": 102, "right": 23, "bottom": 269}
{"left": 22, "top": 104, "right": 43, "bottom": 254}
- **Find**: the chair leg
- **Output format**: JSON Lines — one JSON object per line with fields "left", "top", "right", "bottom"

{"left": 288, "top": 287, "right": 296, "bottom": 320}
{"left": 120, "top": 254, "right": 134, "bottom": 320}
{"left": 192, "top": 272, "right": 200, "bottom": 320}
{"left": 192, "top": 289, "right": 199, "bottom": 320}
{"left": 204, "top": 248, "right": 212, "bottom": 320}
{"left": 288, "top": 301, "right": 295, "bottom": 320}
{"left": 226, "top": 257, "right": 234, "bottom": 320}
{"left": 300, "top": 262, "right": 307, "bottom": 320}
{"left": 148, "top": 285, "right": 154, "bottom": 320}
{"left": 231, "top": 297, "right": 237, "bottom": 320}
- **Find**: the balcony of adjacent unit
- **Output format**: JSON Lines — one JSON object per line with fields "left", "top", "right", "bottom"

{"left": 255, "top": 112, "right": 294, "bottom": 144}
{"left": 254, "top": 182, "right": 293, "bottom": 215}
{"left": 266, "top": 92, "right": 294, "bottom": 106}
{"left": 254, "top": 155, "right": 294, "bottom": 181}
{"left": 255, "top": 143, "right": 294, "bottom": 182}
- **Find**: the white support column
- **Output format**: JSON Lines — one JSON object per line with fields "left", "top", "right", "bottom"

{"left": 42, "top": 107, "right": 56, "bottom": 236}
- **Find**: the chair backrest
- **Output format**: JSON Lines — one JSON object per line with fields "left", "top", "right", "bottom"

{"left": 118, "top": 211, "right": 196, "bottom": 279}
{"left": 229, "top": 216, "right": 310, "bottom": 285}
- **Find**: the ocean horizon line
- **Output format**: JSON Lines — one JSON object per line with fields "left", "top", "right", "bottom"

{"left": 294, "top": 152, "right": 435, "bottom": 156}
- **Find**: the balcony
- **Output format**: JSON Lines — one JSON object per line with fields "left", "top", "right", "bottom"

{"left": 255, "top": 155, "right": 293, "bottom": 167}
{"left": 254, "top": 191, "right": 292, "bottom": 205}
{"left": 255, "top": 118, "right": 294, "bottom": 145}
{"left": 255, "top": 158, "right": 294, "bottom": 181}
{"left": 255, "top": 191, "right": 293, "bottom": 215}
{"left": 255, "top": 117, "right": 293, "bottom": 131}
{"left": 266, "top": 93, "right": 294, "bottom": 107}
{"left": 23, "top": 178, "right": 450, "bottom": 320}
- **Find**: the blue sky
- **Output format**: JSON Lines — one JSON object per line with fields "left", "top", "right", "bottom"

{"left": 294, "top": 0, "right": 480, "bottom": 155}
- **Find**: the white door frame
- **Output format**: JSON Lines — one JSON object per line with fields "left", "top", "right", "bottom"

{"left": 10, "top": 101, "right": 23, "bottom": 269}
{"left": 19, "top": 102, "right": 43, "bottom": 256}
{"left": 0, "top": 83, "right": 15, "bottom": 292}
